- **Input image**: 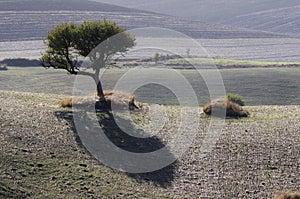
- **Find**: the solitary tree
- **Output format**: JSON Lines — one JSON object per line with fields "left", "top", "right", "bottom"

{"left": 41, "top": 19, "right": 135, "bottom": 99}
{"left": 152, "top": 52, "right": 160, "bottom": 63}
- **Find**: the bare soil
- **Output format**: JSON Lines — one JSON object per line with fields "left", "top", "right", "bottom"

{"left": 0, "top": 90, "right": 299, "bottom": 198}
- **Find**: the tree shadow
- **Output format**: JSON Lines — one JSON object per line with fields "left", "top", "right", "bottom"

{"left": 54, "top": 105, "right": 177, "bottom": 188}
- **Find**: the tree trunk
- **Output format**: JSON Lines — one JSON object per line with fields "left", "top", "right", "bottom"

{"left": 92, "top": 66, "right": 103, "bottom": 98}
{"left": 97, "top": 80, "right": 105, "bottom": 99}
{"left": 94, "top": 75, "right": 105, "bottom": 99}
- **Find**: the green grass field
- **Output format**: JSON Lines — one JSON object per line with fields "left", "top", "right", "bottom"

{"left": 0, "top": 66, "right": 299, "bottom": 105}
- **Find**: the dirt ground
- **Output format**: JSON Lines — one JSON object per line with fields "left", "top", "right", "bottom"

{"left": 0, "top": 90, "right": 299, "bottom": 198}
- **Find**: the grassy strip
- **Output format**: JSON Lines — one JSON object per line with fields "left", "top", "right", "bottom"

{"left": 165, "top": 57, "right": 300, "bottom": 67}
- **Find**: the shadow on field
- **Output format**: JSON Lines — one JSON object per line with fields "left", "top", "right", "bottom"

{"left": 54, "top": 106, "right": 177, "bottom": 187}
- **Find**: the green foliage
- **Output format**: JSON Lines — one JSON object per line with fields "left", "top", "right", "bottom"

{"left": 40, "top": 19, "right": 135, "bottom": 73}
{"left": 40, "top": 23, "right": 77, "bottom": 73}
{"left": 152, "top": 52, "right": 160, "bottom": 63}
{"left": 74, "top": 20, "right": 135, "bottom": 68}
{"left": 226, "top": 93, "right": 246, "bottom": 106}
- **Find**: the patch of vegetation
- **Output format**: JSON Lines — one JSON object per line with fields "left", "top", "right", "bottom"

{"left": 59, "top": 90, "right": 139, "bottom": 110}
{"left": 203, "top": 98, "right": 249, "bottom": 118}
{"left": 165, "top": 57, "right": 300, "bottom": 68}
{"left": 226, "top": 93, "right": 246, "bottom": 106}
{"left": 152, "top": 52, "right": 160, "bottom": 63}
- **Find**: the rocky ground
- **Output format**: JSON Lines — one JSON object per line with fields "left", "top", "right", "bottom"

{"left": 0, "top": 90, "right": 299, "bottom": 198}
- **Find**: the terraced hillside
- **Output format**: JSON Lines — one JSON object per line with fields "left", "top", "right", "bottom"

{"left": 0, "top": 0, "right": 282, "bottom": 42}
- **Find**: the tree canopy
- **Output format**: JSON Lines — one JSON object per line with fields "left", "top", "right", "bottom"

{"left": 40, "top": 19, "right": 135, "bottom": 98}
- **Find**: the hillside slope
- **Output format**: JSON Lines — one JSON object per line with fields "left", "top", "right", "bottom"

{"left": 0, "top": 0, "right": 138, "bottom": 12}
{"left": 222, "top": 6, "right": 300, "bottom": 36}
{"left": 94, "top": 0, "right": 300, "bottom": 36}
{"left": 0, "top": 0, "right": 282, "bottom": 41}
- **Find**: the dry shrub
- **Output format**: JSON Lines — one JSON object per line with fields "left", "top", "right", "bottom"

{"left": 59, "top": 90, "right": 138, "bottom": 110}
{"left": 203, "top": 98, "right": 249, "bottom": 118}
{"left": 103, "top": 90, "right": 136, "bottom": 108}
{"left": 59, "top": 97, "right": 73, "bottom": 108}
{"left": 274, "top": 192, "right": 300, "bottom": 199}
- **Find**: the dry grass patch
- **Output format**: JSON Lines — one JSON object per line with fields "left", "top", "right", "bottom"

{"left": 274, "top": 192, "right": 300, "bottom": 199}
{"left": 203, "top": 98, "right": 249, "bottom": 118}
{"left": 59, "top": 90, "right": 139, "bottom": 110}
{"left": 59, "top": 97, "right": 73, "bottom": 108}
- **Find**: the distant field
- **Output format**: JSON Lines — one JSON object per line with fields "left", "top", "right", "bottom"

{"left": 1, "top": 67, "right": 299, "bottom": 105}
{"left": 196, "top": 38, "right": 300, "bottom": 62}
{"left": 2, "top": 37, "right": 300, "bottom": 62}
